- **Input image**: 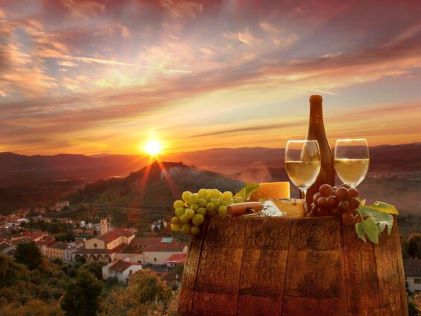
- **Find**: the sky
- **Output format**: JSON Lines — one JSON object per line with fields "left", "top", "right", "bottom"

{"left": 1, "top": 0, "right": 421, "bottom": 155}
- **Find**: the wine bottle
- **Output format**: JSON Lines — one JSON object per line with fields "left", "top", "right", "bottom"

{"left": 305, "top": 95, "right": 335, "bottom": 210}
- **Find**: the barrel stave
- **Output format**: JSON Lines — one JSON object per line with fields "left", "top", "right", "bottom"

{"left": 178, "top": 216, "right": 407, "bottom": 316}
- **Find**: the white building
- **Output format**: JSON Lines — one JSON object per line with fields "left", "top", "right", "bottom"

{"left": 100, "top": 217, "right": 111, "bottom": 235}
{"left": 41, "top": 241, "right": 80, "bottom": 263}
{"left": 73, "top": 228, "right": 137, "bottom": 263}
{"left": 404, "top": 259, "right": 421, "bottom": 293}
{"left": 53, "top": 201, "right": 70, "bottom": 211}
{"left": 102, "top": 260, "right": 142, "bottom": 283}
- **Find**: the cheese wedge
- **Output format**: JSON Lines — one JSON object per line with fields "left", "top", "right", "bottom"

{"left": 250, "top": 182, "right": 290, "bottom": 201}
{"left": 272, "top": 198, "right": 305, "bottom": 218}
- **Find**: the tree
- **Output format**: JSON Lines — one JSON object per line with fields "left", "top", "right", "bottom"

{"left": 80, "top": 262, "right": 104, "bottom": 280}
{"left": 47, "top": 222, "right": 60, "bottom": 234}
{"left": 61, "top": 269, "right": 102, "bottom": 316}
{"left": 14, "top": 242, "right": 42, "bottom": 270}
{"left": 55, "top": 232, "right": 75, "bottom": 242}
{"left": 0, "top": 253, "right": 29, "bottom": 288}
{"left": 406, "top": 280, "right": 420, "bottom": 316}
{"left": 0, "top": 299, "right": 63, "bottom": 316}
{"left": 100, "top": 269, "right": 172, "bottom": 315}
{"left": 407, "top": 236, "right": 421, "bottom": 259}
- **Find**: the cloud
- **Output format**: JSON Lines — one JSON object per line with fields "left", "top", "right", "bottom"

{"left": 186, "top": 102, "right": 421, "bottom": 139}
{"left": 0, "top": 0, "right": 421, "bottom": 153}
{"left": 190, "top": 120, "right": 307, "bottom": 137}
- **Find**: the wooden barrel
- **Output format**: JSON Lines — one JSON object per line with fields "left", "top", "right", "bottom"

{"left": 178, "top": 216, "right": 407, "bottom": 316}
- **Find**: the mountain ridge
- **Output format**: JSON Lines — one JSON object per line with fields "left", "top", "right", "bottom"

{"left": 68, "top": 160, "right": 243, "bottom": 211}
{"left": 1, "top": 142, "right": 420, "bottom": 186}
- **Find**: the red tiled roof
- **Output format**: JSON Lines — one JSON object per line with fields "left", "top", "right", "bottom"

{"left": 74, "top": 243, "right": 128, "bottom": 255}
{"left": 165, "top": 253, "right": 186, "bottom": 263}
{"left": 109, "top": 260, "right": 140, "bottom": 273}
{"left": 127, "top": 237, "right": 186, "bottom": 252}
{"left": 109, "top": 243, "right": 128, "bottom": 253}
{"left": 17, "top": 231, "right": 48, "bottom": 241}
{"left": 99, "top": 229, "right": 134, "bottom": 244}
{"left": 37, "top": 236, "right": 56, "bottom": 246}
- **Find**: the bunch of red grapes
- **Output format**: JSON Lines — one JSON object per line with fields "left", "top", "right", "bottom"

{"left": 308, "top": 184, "right": 362, "bottom": 225}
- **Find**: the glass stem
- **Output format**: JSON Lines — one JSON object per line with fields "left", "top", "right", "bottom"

{"left": 301, "top": 188, "right": 307, "bottom": 215}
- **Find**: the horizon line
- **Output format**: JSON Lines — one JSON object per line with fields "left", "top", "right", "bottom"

{"left": 1, "top": 141, "right": 420, "bottom": 157}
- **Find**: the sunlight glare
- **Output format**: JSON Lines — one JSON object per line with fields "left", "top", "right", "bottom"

{"left": 143, "top": 139, "right": 162, "bottom": 156}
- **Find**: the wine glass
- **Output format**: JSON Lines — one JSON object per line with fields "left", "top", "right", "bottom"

{"left": 334, "top": 138, "right": 369, "bottom": 188}
{"left": 285, "top": 140, "right": 321, "bottom": 210}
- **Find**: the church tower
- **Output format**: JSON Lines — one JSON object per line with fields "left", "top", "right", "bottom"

{"left": 100, "top": 217, "right": 109, "bottom": 236}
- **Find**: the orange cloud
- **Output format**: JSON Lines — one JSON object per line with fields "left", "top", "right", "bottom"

{"left": 0, "top": 0, "right": 420, "bottom": 154}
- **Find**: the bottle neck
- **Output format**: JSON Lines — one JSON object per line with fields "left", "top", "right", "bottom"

{"left": 308, "top": 101, "right": 328, "bottom": 141}
{"left": 309, "top": 102, "right": 324, "bottom": 125}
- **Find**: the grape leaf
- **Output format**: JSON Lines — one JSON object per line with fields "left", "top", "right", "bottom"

{"left": 234, "top": 183, "right": 259, "bottom": 202}
{"left": 370, "top": 201, "right": 399, "bottom": 215}
{"left": 355, "top": 222, "right": 366, "bottom": 242}
{"left": 362, "top": 217, "right": 379, "bottom": 244}
{"left": 358, "top": 205, "right": 394, "bottom": 236}
{"left": 378, "top": 221, "right": 386, "bottom": 234}
{"left": 354, "top": 201, "right": 396, "bottom": 244}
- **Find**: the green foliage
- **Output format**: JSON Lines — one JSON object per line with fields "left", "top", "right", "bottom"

{"left": 54, "top": 232, "right": 75, "bottom": 242}
{"left": 234, "top": 183, "right": 259, "bottom": 202}
{"left": 14, "top": 242, "right": 42, "bottom": 270}
{"left": 0, "top": 299, "right": 63, "bottom": 316}
{"left": 0, "top": 256, "right": 69, "bottom": 312}
{"left": 355, "top": 202, "right": 395, "bottom": 244}
{"left": 355, "top": 217, "right": 379, "bottom": 244}
{"left": 61, "top": 269, "right": 102, "bottom": 316}
{"left": 406, "top": 281, "right": 420, "bottom": 316}
{"left": 407, "top": 236, "right": 421, "bottom": 259}
{"left": 407, "top": 297, "right": 419, "bottom": 316}
{"left": 172, "top": 263, "right": 184, "bottom": 276}
{"left": 111, "top": 209, "right": 128, "bottom": 227}
{"left": 23, "top": 220, "right": 73, "bottom": 237}
{"left": 100, "top": 269, "right": 172, "bottom": 315}
{"left": 80, "top": 262, "right": 105, "bottom": 280}
{"left": 369, "top": 201, "right": 399, "bottom": 215}
{"left": 0, "top": 253, "right": 29, "bottom": 288}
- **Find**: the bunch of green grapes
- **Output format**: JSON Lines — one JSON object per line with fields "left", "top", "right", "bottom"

{"left": 170, "top": 189, "right": 234, "bottom": 236}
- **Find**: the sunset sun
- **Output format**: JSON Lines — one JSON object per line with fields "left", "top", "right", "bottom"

{"left": 143, "top": 139, "right": 162, "bottom": 156}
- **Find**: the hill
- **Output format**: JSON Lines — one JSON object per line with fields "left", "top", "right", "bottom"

{"left": 69, "top": 161, "right": 243, "bottom": 211}
{"left": 1, "top": 143, "right": 420, "bottom": 213}
{"left": 0, "top": 152, "right": 148, "bottom": 187}
{"left": 168, "top": 143, "right": 421, "bottom": 174}
{"left": 1, "top": 143, "right": 420, "bottom": 186}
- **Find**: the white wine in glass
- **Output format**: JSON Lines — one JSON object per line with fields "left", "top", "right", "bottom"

{"left": 334, "top": 138, "right": 369, "bottom": 187}
{"left": 285, "top": 140, "right": 321, "bottom": 209}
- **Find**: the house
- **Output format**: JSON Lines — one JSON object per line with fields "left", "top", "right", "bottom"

{"left": 53, "top": 201, "right": 70, "bottom": 211}
{"left": 126, "top": 236, "right": 187, "bottom": 265}
{"left": 11, "top": 231, "right": 49, "bottom": 243}
{"left": 165, "top": 253, "right": 187, "bottom": 267}
{"left": 73, "top": 219, "right": 186, "bottom": 266}
{"left": 73, "top": 226, "right": 138, "bottom": 263}
{"left": 102, "top": 260, "right": 142, "bottom": 283}
{"left": 404, "top": 259, "right": 421, "bottom": 293}
{"left": 41, "top": 241, "right": 79, "bottom": 263}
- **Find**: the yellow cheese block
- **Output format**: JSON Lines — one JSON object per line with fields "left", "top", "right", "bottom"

{"left": 272, "top": 199, "right": 305, "bottom": 218}
{"left": 250, "top": 182, "right": 290, "bottom": 201}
